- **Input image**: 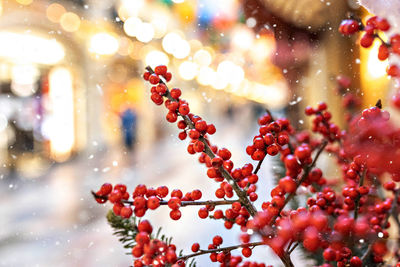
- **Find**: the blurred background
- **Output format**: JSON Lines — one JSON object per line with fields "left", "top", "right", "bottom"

{"left": 0, "top": 0, "right": 394, "bottom": 266}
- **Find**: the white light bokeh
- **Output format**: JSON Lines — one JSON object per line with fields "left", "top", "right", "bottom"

{"left": 89, "top": 33, "right": 119, "bottom": 55}
{"left": 123, "top": 17, "right": 143, "bottom": 37}
{"left": 179, "top": 61, "right": 198, "bottom": 80}
{"left": 145, "top": 50, "right": 169, "bottom": 69}
{"left": 136, "top": 22, "right": 154, "bottom": 43}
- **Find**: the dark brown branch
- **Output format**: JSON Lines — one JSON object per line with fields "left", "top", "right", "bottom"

{"left": 146, "top": 66, "right": 258, "bottom": 216}
{"left": 177, "top": 241, "right": 264, "bottom": 261}
{"left": 254, "top": 157, "right": 264, "bottom": 175}
{"left": 354, "top": 168, "right": 367, "bottom": 220}
{"left": 92, "top": 191, "right": 238, "bottom": 207}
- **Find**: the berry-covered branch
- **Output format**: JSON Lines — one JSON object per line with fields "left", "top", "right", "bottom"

{"left": 272, "top": 140, "right": 328, "bottom": 224}
{"left": 92, "top": 191, "right": 240, "bottom": 207}
{"left": 177, "top": 241, "right": 263, "bottom": 262}
{"left": 145, "top": 66, "right": 258, "bottom": 217}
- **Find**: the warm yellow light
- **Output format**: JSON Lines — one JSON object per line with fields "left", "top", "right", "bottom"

{"left": 231, "top": 26, "right": 254, "bottom": 51}
{"left": 145, "top": 50, "right": 169, "bottom": 69}
{"left": 0, "top": 32, "right": 65, "bottom": 65}
{"left": 60, "top": 12, "right": 81, "bottom": 32}
{"left": 367, "top": 40, "right": 389, "bottom": 79}
{"left": 136, "top": 22, "right": 154, "bottom": 43}
{"left": 120, "top": 0, "right": 144, "bottom": 18}
{"left": 48, "top": 67, "right": 74, "bottom": 161}
{"left": 194, "top": 49, "right": 212, "bottom": 66}
{"left": 16, "top": 0, "right": 33, "bottom": 5}
{"left": 179, "top": 61, "right": 198, "bottom": 80}
{"left": 46, "top": 3, "right": 66, "bottom": 23}
{"left": 89, "top": 32, "right": 119, "bottom": 55}
{"left": 123, "top": 17, "right": 142, "bottom": 37}
{"left": 197, "top": 66, "right": 216, "bottom": 86}
{"left": 217, "top": 60, "right": 244, "bottom": 86}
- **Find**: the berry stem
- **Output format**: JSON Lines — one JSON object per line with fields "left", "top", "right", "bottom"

{"left": 353, "top": 168, "right": 367, "bottom": 220}
{"left": 177, "top": 241, "right": 263, "bottom": 261}
{"left": 145, "top": 66, "right": 258, "bottom": 217}
{"left": 91, "top": 191, "right": 239, "bottom": 207}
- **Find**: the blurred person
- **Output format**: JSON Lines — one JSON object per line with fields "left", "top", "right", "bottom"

{"left": 120, "top": 108, "right": 137, "bottom": 151}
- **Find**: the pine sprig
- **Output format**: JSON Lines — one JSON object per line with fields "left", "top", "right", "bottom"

{"left": 107, "top": 210, "right": 139, "bottom": 249}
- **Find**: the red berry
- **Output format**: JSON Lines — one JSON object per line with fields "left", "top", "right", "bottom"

{"left": 350, "top": 256, "right": 362, "bottom": 267}
{"left": 120, "top": 206, "right": 133, "bottom": 218}
{"left": 212, "top": 235, "right": 223, "bottom": 246}
{"left": 149, "top": 74, "right": 160, "bottom": 84}
{"left": 198, "top": 207, "right": 209, "bottom": 219}
{"left": 305, "top": 106, "right": 315, "bottom": 115}
{"left": 242, "top": 247, "right": 252, "bottom": 257}
{"left": 138, "top": 220, "right": 153, "bottom": 233}
{"left": 155, "top": 65, "right": 167, "bottom": 76}
{"left": 147, "top": 196, "right": 160, "bottom": 210}
{"left": 170, "top": 88, "right": 181, "bottom": 99}
{"left": 378, "top": 44, "right": 389, "bottom": 61}
{"left": 376, "top": 17, "right": 390, "bottom": 31}
{"left": 178, "top": 131, "right": 187, "bottom": 140}
{"left": 279, "top": 176, "right": 297, "bottom": 193}
{"left": 191, "top": 243, "right": 200, "bottom": 252}
{"left": 164, "top": 72, "right": 172, "bottom": 82}
{"left": 168, "top": 197, "right": 181, "bottom": 210}
{"left": 339, "top": 19, "right": 360, "bottom": 35}
{"left": 166, "top": 112, "right": 178, "bottom": 123}
{"left": 179, "top": 104, "right": 190, "bottom": 115}
{"left": 360, "top": 34, "right": 374, "bottom": 48}
{"left": 218, "top": 148, "right": 232, "bottom": 160}
{"left": 99, "top": 183, "right": 112, "bottom": 195}
{"left": 195, "top": 120, "right": 208, "bottom": 132}
{"left": 191, "top": 189, "right": 202, "bottom": 200}
{"left": 207, "top": 124, "right": 216, "bottom": 134}
{"left": 387, "top": 65, "right": 400, "bottom": 77}
{"left": 143, "top": 71, "right": 151, "bottom": 81}
{"left": 267, "top": 144, "right": 279, "bottom": 156}
{"left": 170, "top": 209, "right": 181, "bottom": 220}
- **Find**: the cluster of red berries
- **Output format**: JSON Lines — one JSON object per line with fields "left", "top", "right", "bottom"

{"left": 130, "top": 220, "right": 184, "bottom": 267}
{"left": 339, "top": 16, "right": 400, "bottom": 108}
{"left": 246, "top": 114, "right": 292, "bottom": 161}
{"left": 305, "top": 102, "right": 341, "bottom": 142}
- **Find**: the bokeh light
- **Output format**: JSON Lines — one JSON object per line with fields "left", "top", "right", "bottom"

{"left": 60, "top": 12, "right": 81, "bottom": 32}
{"left": 136, "top": 22, "right": 154, "bottom": 43}
{"left": 89, "top": 33, "right": 119, "bottom": 56}
{"left": 145, "top": 50, "right": 169, "bottom": 69}
{"left": 179, "top": 61, "right": 198, "bottom": 80}
{"left": 123, "top": 17, "right": 142, "bottom": 37}
{"left": 46, "top": 3, "right": 66, "bottom": 23}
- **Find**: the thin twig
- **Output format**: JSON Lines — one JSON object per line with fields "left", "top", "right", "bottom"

{"left": 354, "top": 168, "right": 367, "bottom": 220}
{"left": 254, "top": 157, "right": 264, "bottom": 175}
{"left": 92, "top": 191, "right": 239, "bottom": 207}
{"left": 177, "top": 241, "right": 264, "bottom": 261}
